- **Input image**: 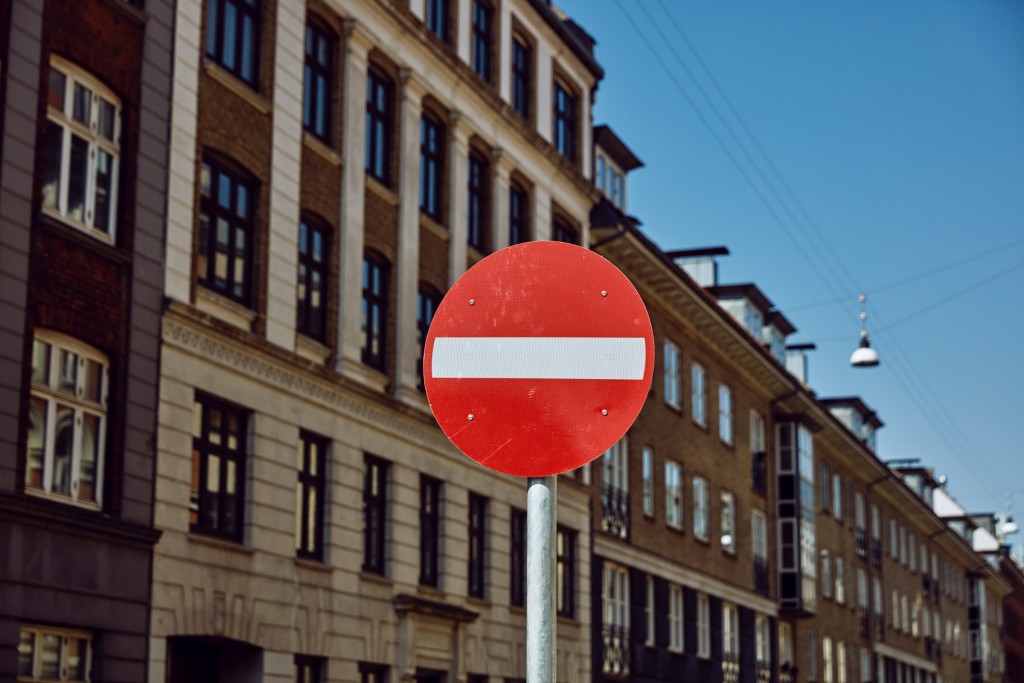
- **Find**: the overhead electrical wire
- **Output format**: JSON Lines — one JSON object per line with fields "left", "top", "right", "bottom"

{"left": 614, "top": 0, "right": 1005, "bottom": 501}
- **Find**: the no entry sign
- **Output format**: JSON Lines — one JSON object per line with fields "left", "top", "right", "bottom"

{"left": 424, "top": 241, "right": 654, "bottom": 477}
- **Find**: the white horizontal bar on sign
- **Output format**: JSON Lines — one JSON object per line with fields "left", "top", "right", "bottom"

{"left": 431, "top": 337, "right": 646, "bottom": 380}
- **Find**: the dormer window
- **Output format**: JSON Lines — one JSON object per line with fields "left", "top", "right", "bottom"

{"left": 595, "top": 151, "right": 626, "bottom": 209}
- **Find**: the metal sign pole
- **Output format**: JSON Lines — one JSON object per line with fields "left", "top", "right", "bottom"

{"left": 526, "top": 475, "right": 557, "bottom": 683}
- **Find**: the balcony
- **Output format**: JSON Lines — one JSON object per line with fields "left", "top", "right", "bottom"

{"left": 871, "top": 539, "right": 882, "bottom": 567}
{"left": 779, "top": 664, "right": 796, "bottom": 683}
{"left": 873, "top": 612, "right": 885, "bottom": 642}
{"left": 754, "top": 557, "right": 770, "bottom": 596}
{"left": 600, "top": 624, "right": 629, "bottom": 676}
{"left": 601, "top": 485, "right": 629, "bottom": 540}
{"left": 751, "top": 451, "right": 767, "bottom": 496}
{"left": 755, "top": 662, "right": 772, "bottom": 683}
{"left": 722, "top": 654, "right": 740, "bottom": 683}
{"left": 856, "top": 528, "right": 867, "bottom": 557}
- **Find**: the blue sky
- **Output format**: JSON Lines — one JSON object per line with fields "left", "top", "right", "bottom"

{"left": 558, "top": 1, "right": 1024, "bottom": 527}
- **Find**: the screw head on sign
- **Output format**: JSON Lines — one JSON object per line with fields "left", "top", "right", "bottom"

{"left": 468, "top": 414, "right": 474, "bottom": 421}
{"left": 601, "top": 409, "right": 609, "bottom": 416}
{"left": 469, "top": 299, "right": 475, "bottom": 306}
{"left": 601, "top": 290, "right": 608, "bottom": 297}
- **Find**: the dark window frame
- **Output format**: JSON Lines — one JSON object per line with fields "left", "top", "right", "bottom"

{"left": 365, "top": 68, "right": 394, "bottom": 185}
{"left": 552, "top": 216, "right": 577, "bottom": 245}
{"left": 471, "top": 0, "right": 494, "bottom": 83}
{"left": 419, "top": 474, "right": 442, "bottom": 587}
{"left": 426, "top": 0, "right": 451, "bottom": 44}
{"left": 296, "top": 431, "right": 328, "bottom": 561}
{"left": 419, "top": 111, "right": 446, "bottom": 221}
{"left": 359, "top": 662, "right": 389, "bottom": 683}
{"left": 361, "top": 251, "right": 389, "bottom": 372}
{"left": 417, "top": 285, "right": 441, "bottom": 389}
{"left": 510, "top": 507, "right": 526, "bottom": 607}
{"left": 295, "top": 654, "right": 326, "bottom": 683}
{"left": 468, "top": 493, "right": 488, "bottom": 598}
{"left": 467, "top": 150, "right": 489, "bottom": 252}
{"left": 556, "top": 525, "right": 576, "bottom": 618}
{"left": 362, "top": 454, "right": 389, "bottom": 574}
{"left": 508, "top": 181, "right": 529, "bottom": 246}
{"left": 198, "top": 159, "right": 256, "bottom": 307}
{"left": 297, "top": 216, "right": 331, "bottom": 341}
{"left": 553, "top": 80, "right": 577, "bottom": 163}
{"left": 303, "top": 20, "right": 334, "bottom": 143}
{"left": 511, "top": 35, "right": 532, "bottom": 120}
{"left": 205, "top": 0, "right": 260, "bottom": 87}
{"left": 191, "top": 393, "right": 248, "bottom": 542}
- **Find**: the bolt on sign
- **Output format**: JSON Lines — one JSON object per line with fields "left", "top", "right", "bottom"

{"left": 424, "top": 241, "right": 654, "bottom": 477}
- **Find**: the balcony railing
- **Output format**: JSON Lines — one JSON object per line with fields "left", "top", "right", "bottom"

{"left": 601, "top": 485, "right": 629, "bottom": 540}
{"left": 600, "top": 624, "right": 630, "bottom": 676}
{"left": 873, "top": 612, "right": 885, "bottom": 642}
{"left": 722, "top": 654, "right": 740, "bottom": 683}
{"left": 755, "top": 662, "right": 772, "bottom": 683}
{"left": 856, "top": 528, "right": 867, "bottom": 556}
{"left": 871, "top": 539, "right": 882, "bottom": 567}
{"left": 754, "top": 557, "right": 770, "bottom": 596}
{"left": 779, "top": 664, "right": 795, "bottom": 683}
{"left": 859, "top": 609, "right": 870, "bottom": 638}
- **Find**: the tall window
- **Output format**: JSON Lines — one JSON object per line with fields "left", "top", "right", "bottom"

{"left": 721, "top": 490, "right": 736, "bottom": 553}
{"left": 751, "top": 410, "right": 766, "bottom": 494}
{"left": 723, "top": 602, "right": 739, "bottom": 660}
{"left": 553, "top": 81, "right": 577, "bottom": 162}
{"left": 821, "top": 550, "right": 833, "bottom": 599}
{"left": 601, "top": 437, "right": 629, "bottom": 539}
{"left": 832, "top": 473, "right": 843, "bottom": 520}
{"left": 823, "top": 636, "right": 834, "bottom": 683}
{"left": 363, "top": 454, "right": 389, "bottom": 574}
{"left": 365, "top": 68, "right": 393, "bottom": 184}
{"left": 510, "top": 507, "right": 526, "bottom": 606}
{"left": 755, "top": 614, "right": 771, "bottom": 667}
{"left": 836, "top": 642, "right": 847, "bottom": 683}
{"left": 644, "top": 575, "right": 655, "bottom": 647}
{"left": 297, "top": 217, "right": 330, "bottom": 340}
{"left": 718, "top": 384, "right": 733, "bottom": 444}
{"left": 663, "top": 341, "right": 680, "bottom": 408}
{"left": 296, "top": 431, "right": 327, "bottom": 560}
{"left": 668, "top": 584, "right": 684, "bottom": 652}
{"left": 359, "top": 663, "right": 388, "bottom": 683}
{"left": 420, "top": 475, "right": 441, "bottom": 587}
{"left": 511, "top": 37, "right": 531, "bottom": 119}
{"left": 191, "top": 394, "right": 247, "bottom": 541}
{"left": 696, "top": 593, "right": 710, "bottom": 658}
{"left": 303, "top": 21, "right": 333, "bottom": 142}
{"left": 807, "top": 631, "right": 819, "bottom": 682}
{"left": 426, "top": 0, "right": 450, "bottom": 43}
{"left": 17, "top": 625, "right": 91, "bottom": 682}
{"left": 752, "top": 509, "right": 768, "bottom": 565}
{"left": 642, "top": 447, "right": 654, "bottom": 517}
{"left": 552, "top": 217, "right": 578, "bottom": 244}
{"left": 471, "top": 0, "right": 494, "bottom": 82}
{"left": 206, "top": 0, "right": 259, "bottom": 86}
{"left": 601, "top": 562, "right": 629, "bottom": 675}
{"left": 295, "top": 655, "right": 325, "bottom": 683}
{"left": 26, "top": 333, "right": 107, "bottom": 507}
{"left": 468, "top": 493, "right": 487, "bottom": 597}
{"left": 43, "top": 59, "right": 120, "bottom": 241}
{"left": 693, "top": 476, "right": 709, "bottom": 540}
{"left": 665, "top": 460, "right": 682, "bottom": 528}
{"left": 780, "top": 622, "right": 793, "bottom": 669}
{"left": 361, "top": 252, "right": 389, "bottom": 371}
{"left": 198, "top": 159, "right": 255, "bottom": 305}
{"left": 467, "top": 151, "right": 489, "bottom": 252}
{"left": 835, "top": 556, "right": 846, "bottom": 604}
{"left": 420, "top": 112, "right": 445, "bottom": 220}
{"left": 509, "top": 182, "right": 529, "bottom": 245}
{"left": 691, "top": 362, "right": 707, "bottom": 426}
{"left": 556, "top": 526, "right": 575, "bottom": 617}
{"left": 417, "top": 286, "right": 440, "bottom": 388}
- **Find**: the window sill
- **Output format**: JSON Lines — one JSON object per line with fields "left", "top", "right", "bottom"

{"left": 360, "top": 570, "right": 393, "bottom": 586}
{"left": 202, "top": 58, "right": 270, "bottom": 114}
{"left": 295, "top": 556, "right": 332, "bottom": 573}
{"left": 302, "top": 131, "right": 341, "bottom": 166}
{"left": 420, "top": 214, "right": 449, "bottom": 242}
{"left": 337, "top": 357, "right": 389, "bottom": 394}
{"left": 366, "top": 175, "right": 399, "bottom": 207}
{"left": 195, "top": 286, "right": 257, "bottom": 331}
{"left": 417, "top": 584, "right": 446, "bottom": 600}
{"left": 296, "top": 333, "right": 332, "bottom": 365}
{"left": 466, "top": 595, "right": 491, "bottom": 609}
{"left": 24, "top": 487, "right": 102, "bottom": 513}
{"left": 187, "top": 532, "right": 254, "bottom": 555}
{"left": 38, "top": 210, "right": 126, "bottom": 262}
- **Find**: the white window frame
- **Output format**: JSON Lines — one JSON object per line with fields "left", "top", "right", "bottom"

{"left": 642, "top": 447, "right": 654, "bottom": 517}
{"left": 859, "top": 648, "right": 871, "bottom": 683}
{"left": 663, "top": 340, "right": 680, "bottom": 409}
{"left": 755, "top": 614, "right": 771, "bottom": 667}
{"left": 644, "top": 574, "right": 655, "bottom": 647}
{"left": 835, "top": 556, "right": 846, "bottom": 605}
{"left": 26, "top": 331, "right": 108, "bottom": 509}
{"left": 780, "top": 621, "right": 793, "bottom": 669}
{"left": 832, "top": 473, "right": 843, "bottom": 520}
{"left": 691, "top": 362, "right": 707, "bottom": 427}
{"left": 43, "top": 57, "right": 121, "bottom": 243}
{"left": 823, "top": 636, "right": 834, "bottom": 683}
{"left": 721, "top": 490, "right": 736, "bottom": 553}
{"left": 665, "top": 460, "right": 682, "bottom": 529}
{"left": 718, "top": 383, "right": 733, "bottom": 444}
{"left": 750, "top": 410, "right": 765, "bottom": 453}
{"left": 821, "top": 550, "right": 832, "bottom": 599}
{"left": 602, "top": 562, "right": 629, "bottom": 630}
{"left": 723, "top": 602, "right": 739, "bottom": 659}
{"left": 668, "top": 583, "right": 684, "bottom": 652}
{"left": 18, "top": 624, "right": 93, "bottom": 682}
{"left": 836, "top": 641, "right": 847, "bottom": 683}
{"left": 602, "top": 436, "right": 628, "bottom": 491}
{"left": 693, "top": 476, "right": 709, "bottom": 541}
{"left": 752, "top": 508, "right": 768, "bottom": 561}
{"left": 696, "top": 593, "right": 710, "bottom": 658}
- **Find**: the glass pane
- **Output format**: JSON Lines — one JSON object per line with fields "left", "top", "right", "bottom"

{"left": 49, "top": 68, "right": 67, "bottom": 110}
{"left": 308, "top": 441, "right": 318, "bottom": 475}
{"left": 224, "top": 459, "right": 238, "bottom": 533}
{"left": 241, "top": 14, "right": 255, "bottom": 83}
{"left": 26, "top": 398, "right": 47, "bottom": 489}
{"left": 205, "top": 453, "right": 221, "bottom": 534}
{"left": 236, "top": 183, "right": 248, "bottom": 219}
{"left": 198, "top": 211, "right": 210, "bottom": 279}
{"left": 312, "top": 227, "right": 323, "bottom": 262}
{"left": 43, "top": 122, "right": 64, "bottom": 209}
{"left": 190, "top": 448, "right": 201, "bottom": 525}
{"left": 223, "top": 2, "right": 238, "bottom": 70}
{"left": 40, "top": 633, "right": 61, "bottom": 678}
{"left": 227, "top": 413, "right": 240, "bottom": 451}
{"left": 79, "top": 413, "right": 100, "bottom": 502}
{"left": 206, "top": 0, "right": 219, "bottom": 56}
{"left": 32, "top": 340, "right": 51, "bottom": 385}
{"left": 58, "top": 349, "right": 78, "bottom": 394}
{"left": 306, "top": 487, "right": 317, "bottom": 550}
{"left": 17, "top": 630, "right": 34, "bottom": 676}
{"left": 53, "top": 406, "right": 75, "bottom": 495}
{"left": 295, "top": 482, "right": 304, "bottom": 549}
{"left": 67, "top": 637, "right": 88, "bottom": 681}
{"left": 73, "top": 83, "right": 92, "bottom": 124}
{"left": 208, "top": 407, "right": 222, "bottom": 445}
{"left": 83, "top": 359, "right": 103, "bottom": 403}
{"left": 299, "top": 221, "right": 309, "bottom": 254}
{"left": 94, "top": 148, "right": 114, "bottom": 233}
{"left": 215, "top": 218, "right": 230, "bottom": 285}
{"left": 68, "top": 134, "right": 89, "bottom": 221}
{"left": 218, "top": 172, "right": 232, "bottom": 208}
{"left": 201, "top": 163, "right": 212, "bottom": 196}
{"left": 98, "top": 99, "right": 116, "bottom": 140}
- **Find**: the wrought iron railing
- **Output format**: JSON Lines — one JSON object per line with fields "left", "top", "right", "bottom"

{"left": 601, "top": 485, "right": 630, "bottom": 540}
{"left": 600, "top": 624, "right": 630, "bottom": 676}
{"left": 722, "top": 654, "right": 740, "bottom": 683}
{"left": 856, "top": 528, "right": 867, "bottom": 556}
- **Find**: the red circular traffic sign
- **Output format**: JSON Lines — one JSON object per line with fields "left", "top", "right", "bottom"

{"left": 424, "top": 241, "right": 654, "bottom": 477}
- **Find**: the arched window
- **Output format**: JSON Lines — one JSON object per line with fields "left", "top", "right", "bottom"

{"left": 297, "top": 215, "right": 331, "bottom": 341}
{"left": 365, "top": 67, "right": 394, "bottom": 184}
{"left": 361, "top": 250, "right": 390, "bottom": 371}
{"left": 303, "top": 19, "right": 334, "bottom": 143}
{"left": 198, "top": 157, "right": 256, "bottom": 306}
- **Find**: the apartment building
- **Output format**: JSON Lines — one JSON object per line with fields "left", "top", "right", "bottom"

{"left": 0, "top": 0, "right": 172, "bottom": 680}
{"left": 151, "top": 0, "right": 600, "bottom": 680}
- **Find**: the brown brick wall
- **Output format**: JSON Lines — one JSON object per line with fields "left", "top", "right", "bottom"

{"left": 365, "top": 186, "right": 398, "bottom": 380}
{"left": 419, "top": 225, "right": 448, "bottom": 296}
